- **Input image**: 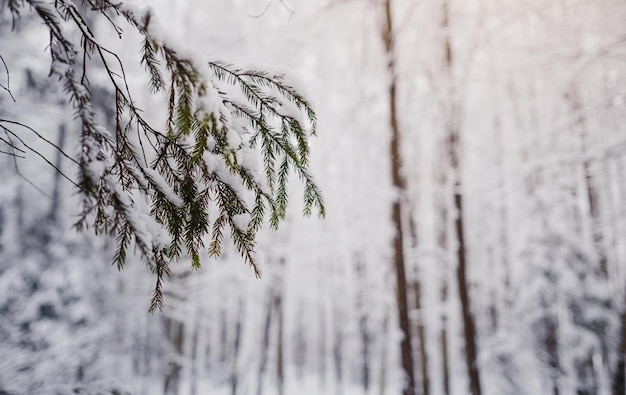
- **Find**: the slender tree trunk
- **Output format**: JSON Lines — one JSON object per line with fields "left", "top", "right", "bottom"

{"left": 295, "top": 309, "right": 306, "bottom": 380}
{"left": 381, "top": 0, "right": 416, "bottom": 393}
{"left": 436, "top": 139, "right": 450, "bottom": 395}
{"left": 567, "top": 83, "right": 611, "bottom": 394}
{"left": 409, "top": 217, "right": 429, "bottom": 395}
{"left": 190, "top": 318, "right": 201, "bottom": 395}
{"left": 440, "top": 314, "right": 450, "bottom": 395}
{"left": 414, "top": 279, "right": 430, "bottom": 395}
{"left": 48, "top": 124, "right": 66, "bottom": 224}
{"left": 276, "top": 293, "right": 284, "bottom": 395}
{"left": 230, "top": 300, "right": 243, "bottom": 395}
{"left": 318, "top": 302, "right": 327, "bottom": 389}
{"left": 440, "top": 1, "right": 481, "bottom": 394}
{"left": 333, "top": 310, "right": 343, "bottom": 388}
{"left": 454, "top": 192, "right": 482, "bottom": 395}
{"left": 613, "top": 308, "right": 626, "bottom": 395}
{"left": 379, "top": 313, "right": 390, "bottom": 395}
{"left": 164, "top": 318, "right": 184, "bottom": 395}
{"left": 355, "top": 259, "right": 370, "bottom": 392}
{"left": 612, "top": 156, "right": 626, "bottom": 395}
{"left": 275, "top": 261, "right": 285, "bottom": 395}
{"left": 257, "top": 289, "right": 274, "bottom": 395}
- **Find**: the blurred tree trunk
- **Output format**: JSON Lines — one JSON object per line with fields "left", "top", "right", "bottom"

{"left": 614, "top": 307, "right": 626, "bottom": 395}
{"left": 612, "top": 156, "right": 626, "bottom": 395}
{"left": 230, "top": 300, "right": 243, "bottom": 395}
{"left": 567, "top": 82, "right": 611, "bottom": 394}
{"left": 439, "top": 1, "right": 482, "bottom": 394}
{"left": 381, "top": 0, "right": 416, "bottom": 394}
{"left": 454, "top": 192, "right": 481, "bottom": 395}
{"left": 318, "top": 302, "right": 327, "bottom": 389}
{"left": 48, "top": 124, "right": 66, "bottom": 224}
{"left": 413, "top": 278, "right": 430, "bottom": 395}
{"left": 440, "top": 312, "right": 450, "bottom": 395}
{"left": 355, "top": 258, "right": 370, "bottom": 392}
{"left": 257, "top": 289, "right": 273, "bottom": 395}
{"left": 189, "top": 320, "right": 200, "bottom": 395}
{"left": 379, "top": 313, "right": 390, "bottom": 395}
{"left": 410, "top": 217, "right": 430, "bottom": 395}
{"left": 164, "top": 318, "right": 184, "bottom": 395}
{"left": 276, "top": 260, "right": 285, "bottom": 395}
{"left": 333, "top": 308, "right": 344, "bottom": 387}
{"left": 435, "top": 132, "right": 451, "bottom": 395}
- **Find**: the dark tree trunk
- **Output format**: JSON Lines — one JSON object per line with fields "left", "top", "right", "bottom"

{"left": 409, "top": 217, "right": 430, "bottom": 395}
{"left": 382, "top": 0, "right": 416, "bottom": 393}
{"left": 440, "top": 1, "right": 482, "bottom": 393}
{"left": 276, "top": 281, "right": 285, "bottom": 395}
{"left": 455, "top": 192, "right": 482, "bottom": 395}
{"left": 274, "top": 294, "right": 285, "bottom": 395}
{"left": 440, "top": 317, "right": 451, "bottom": 395}
{"left": 414, "top": 279, "right": 430, "bottom": 395}
{"left": 381, "top": 0, "right": 416, "bottom": 394}
{"left": 612, "top": 158, "right": 626, "bottom": 395}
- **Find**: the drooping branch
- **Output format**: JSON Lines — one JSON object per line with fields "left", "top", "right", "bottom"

{"left": 2, "top": 0, "right": 324, "bottom": 311}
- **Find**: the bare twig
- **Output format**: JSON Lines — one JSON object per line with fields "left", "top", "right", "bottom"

{"left": 4, "top": 130, "right": 53, "bottom": 198}
{"left": 0, "top": 53, "right": 16, "bottom": 102}
{"left": 0, "top": 125, "right": 82, "bottom": 190}
{"left": 0, "top": 119, "right": 79, "bottom": 165}
{"left": 248, "top": 0, "right": 294, "bottom": 18}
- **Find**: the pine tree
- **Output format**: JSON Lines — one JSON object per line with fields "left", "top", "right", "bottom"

{"left": 0, "top": 0, "right": 325, "bottom": 311}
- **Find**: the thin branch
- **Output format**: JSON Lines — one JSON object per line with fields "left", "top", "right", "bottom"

{"left": 279, "top": 0, "right": 295, "bottom": 17}
{"left": 0, "top": 53, "right": 16, "bottom": 102}
{"left": 248, "top": 0, "right": 294, "bottom": 18}
{"left": 248, "top": 0, "right": 274, "bottom": 18}
{"left": 0, "top": 119, "right": 79, "bottom": 165}
{"left": 0, "top": 125, "right": 82, "bottom": 190}
{"left": 4, "top": 130, "right": 53, "bottom": 198}
{"left": 0, "top": 150, "right": 25, "bottom": 158}
{"left": 0, "top": 135, "right": 27, "bottom": 154}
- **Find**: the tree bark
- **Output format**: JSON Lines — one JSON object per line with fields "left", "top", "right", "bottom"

{"left": 414, "top": 279, "right": 430, "bottom": 395}
{"left": 440, "top": 1, "right": 482, "bottom": 394}
{"left": 454, "top": 192, "right": 482, "bottom": 395}
{"left": 409, "top": 217, "right": 430, "bottom": 395}
{"left": 381, "top": 0, "right": 416, "bottom": 394}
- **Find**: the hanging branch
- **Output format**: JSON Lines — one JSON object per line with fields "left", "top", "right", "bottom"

{"left": 2, "top": 0, "right": 325, "bottom": 311}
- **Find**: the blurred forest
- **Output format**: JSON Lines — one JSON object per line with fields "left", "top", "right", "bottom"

{"left": 1, "top": 0, "right": 626, "bottom": 394}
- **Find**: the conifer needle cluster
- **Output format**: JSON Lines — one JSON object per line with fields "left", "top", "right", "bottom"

{"left": 2, "top": 0, "right": 325, "bottom": 311}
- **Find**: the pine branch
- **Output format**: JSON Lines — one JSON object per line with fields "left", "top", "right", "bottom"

{"left": 3, "top": 0, "right": 325, "bottom": 311}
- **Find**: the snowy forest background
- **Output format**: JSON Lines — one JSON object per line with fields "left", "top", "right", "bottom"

{"left": 2, "top": 0, "right": 626, "bottom": 394}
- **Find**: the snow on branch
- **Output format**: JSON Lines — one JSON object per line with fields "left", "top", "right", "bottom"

{"left": 2, "top": 0, "right": 325, "bottom": 311}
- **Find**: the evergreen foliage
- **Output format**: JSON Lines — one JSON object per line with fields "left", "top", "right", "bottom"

{"left": 0, "top": 0, "right": 324, "bottom": 311}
